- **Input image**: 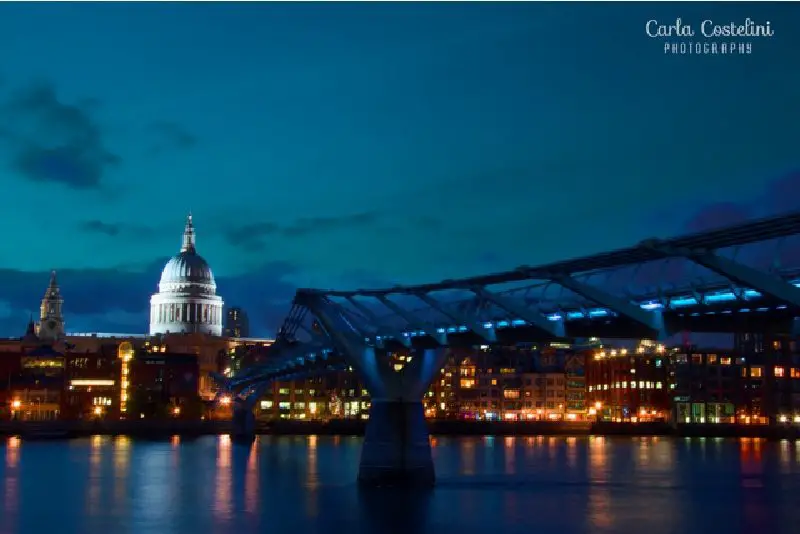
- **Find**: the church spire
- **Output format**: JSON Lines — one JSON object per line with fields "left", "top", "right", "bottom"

{"left": 25, "top": 315, "right": 35, "bottom": 336}
{"left": 181, "top": 212, "right": 196, "bottom": 253}
{"left": 38, "top": 270, "right": 65, "bottom": 342}
{"left": 48, "top": 270, "right": 59, "bottom": 293}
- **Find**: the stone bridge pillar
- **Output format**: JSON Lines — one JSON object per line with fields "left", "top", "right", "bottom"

{"left": 301, "top": 293, "right": 449, "bottom": 487}
{"left": 352, "top": 345, "right": 447, "bottom": 487}
{"left": 348, "top": 345, "right": 447, "bottom": 487}
{"left": 232, "top": 401, "right": 256, "bottom": 439}
{"left": 358, "top": 394, "right": 436, "bottom": 487}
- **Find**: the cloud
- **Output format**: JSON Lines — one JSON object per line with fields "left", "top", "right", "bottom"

{"left": 0, "top": 81, "right": 120, "bottom": 189}
{"left": 147, "top": 121, "right": 197, "bottom": 152}
{"left": 600, "top": 170, "right": 800, "bottom": 295}
{"left": 0, "top": 260, "right": 299, "bottom": 338}
{"left": 78, "top": 220, "right": 157, "bottom": 238}
{"left": 225, "top": 211, "right": 381, "bottom": 250}
{"left": 682, "top": 202, "right": 754, "bottom": 234}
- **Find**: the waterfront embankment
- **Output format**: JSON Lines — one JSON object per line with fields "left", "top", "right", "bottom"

{"left": 1, "top": 419, "right": 798, "bottom": 440}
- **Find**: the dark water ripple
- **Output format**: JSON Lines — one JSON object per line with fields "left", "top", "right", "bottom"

{"left": 1, "top": 434, "right": 798, "bottom": 534}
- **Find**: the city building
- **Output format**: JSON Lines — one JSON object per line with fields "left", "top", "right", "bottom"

{"left": 586, "top": 340, "right": 672, "bottom": 422}
{"left": 63, "top": 346, "right": 120, "bottom": 420}
{"left": 256, "top": 371, "right": 370, "bottom": 420}
{"left": 13, "top": 346, "right": 65, "bottom": 420}
{"left": 224, "top": 307, "right": 250, "bottom": 338}
{"left": 127, "top": 349, "right": 201, "bottom": 418}
{"left": 672, "top": 333, "right": 800, "bottom": 425}
{"left": 149, "top": 214, "right": 225, "bottom": 336}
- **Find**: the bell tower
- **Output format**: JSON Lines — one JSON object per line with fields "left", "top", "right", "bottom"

{"left": 37, "top": 270, "right": 65, "bottom": 342}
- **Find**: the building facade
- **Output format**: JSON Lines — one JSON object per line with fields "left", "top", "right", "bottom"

{"left": 224, "top": 307, "right": 250, "bottom": 338}
{"left": 672, "top": 333, "right": 800, "bottom": 425}
{"left": 586, "top": 341, "right": 672, "bottom": 422}
{"left": 150, "top": 214, "right": 224, "bottom": 336}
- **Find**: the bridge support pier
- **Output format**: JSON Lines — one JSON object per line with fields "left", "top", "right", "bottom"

{"left": 358, "top": 399, "right": 434, "bottom": 487}
{"left": 232, "top": 403, "right": 256, "bottom": 439}
{"left": 298, "top": 293, "right": 448, "bottom": 486}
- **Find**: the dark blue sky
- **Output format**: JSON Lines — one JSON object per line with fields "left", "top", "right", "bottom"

{"left": 0, "top": 2, "right": 799, "bottom": 336}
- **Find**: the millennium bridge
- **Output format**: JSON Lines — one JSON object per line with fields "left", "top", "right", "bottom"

{"left": 214, "top": 210, "right": 800, "bottom": 487}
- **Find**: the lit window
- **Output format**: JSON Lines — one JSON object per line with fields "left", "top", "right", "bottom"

{"left": 460, "top": 379, "right": 475, "bottom": 389}
{"left": 751, "top": 367, "right": 763, "bottom": 378}
{"left": 503, "top": 390, "right": 520, "bottom": 399}
{"left": 791, "top": 368, "right": 800, "bottom": 379}
{"left": 491, "top": 379, "right": 497, "bottom": 386}
{"left": 707, "top": 354, "right": 717, "bottom": 364}
{"left": 720, "top": 357, "right": 732, "bottom": 365}
{"left": 774, "top": 366, "right": 785, "bottom": 378}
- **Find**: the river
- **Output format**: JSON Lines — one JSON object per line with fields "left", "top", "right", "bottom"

{"left": 1, "top": 435, "right": 798, "bottom": 534}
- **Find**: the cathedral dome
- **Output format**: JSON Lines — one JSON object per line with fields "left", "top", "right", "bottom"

{"left": 149, "top": 214, "right": 224, "bottom": 336}
{"left": 159, "top": 251, "right": 216, "bottom": 292}
{"left": 156, "top": 214, "right": 217, "bottom": 293}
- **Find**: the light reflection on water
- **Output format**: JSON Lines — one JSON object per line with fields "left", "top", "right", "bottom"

{"left": 1, "top": 435, "right": 799, "bottom": 534}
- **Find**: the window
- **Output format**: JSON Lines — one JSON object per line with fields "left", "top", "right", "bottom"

{"left": 503, "top": 389, "right": 520, "bottom": 399}
{"left": 691, "top": 354, "right": 703, "bottom": 364}
{"left": 750, "top": 367, "right": 763, "bottom": 378}
{"left": 791, "top": 368, "right": 800, "bottom": 379}
{"left": 460, "top": 379, "right": 475, "bottom": 389}
{"left": 774, "top": 366, "right": 785, "bottom": 378}
{"left": 707, "top": 354, "right": 717, "bottom": 364}
{"left": 491, "top": 379, "right": 497, "bottom": 386}
{"left": 720, "top": 357, "right": 732, "bottom": 366}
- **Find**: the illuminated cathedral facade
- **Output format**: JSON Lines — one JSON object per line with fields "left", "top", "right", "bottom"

{"left": 149, "top": 214, "right": 225, "bottom": 336}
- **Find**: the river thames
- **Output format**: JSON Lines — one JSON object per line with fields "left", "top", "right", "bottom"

{"left": 1, "top": 435, "right": 798, "bottom": 534}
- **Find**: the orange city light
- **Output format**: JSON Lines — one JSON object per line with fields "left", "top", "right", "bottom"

{"left": 11, "top": 400, "right": 21, "bottom": 409}
{"left": 219, "top": 396, "right": 232, "bottom": 406}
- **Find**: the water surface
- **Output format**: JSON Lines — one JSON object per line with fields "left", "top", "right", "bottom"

{"left": 1, "top": 435, "right": 798, "bottom": 534}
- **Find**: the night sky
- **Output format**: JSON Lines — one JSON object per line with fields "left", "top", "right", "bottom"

{"left": 0, "top": 2, "right": 799, "bottom": 337}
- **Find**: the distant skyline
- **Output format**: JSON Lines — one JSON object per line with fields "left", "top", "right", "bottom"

{"left": 0, "top": 2, "right": 799, "bottom": 336}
